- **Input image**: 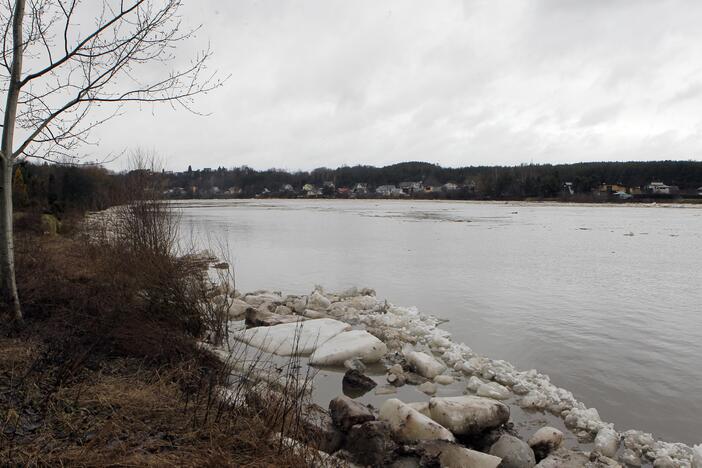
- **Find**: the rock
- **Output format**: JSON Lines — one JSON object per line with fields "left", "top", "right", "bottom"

{"left": 232, "top": 318, "right": 350, "bottom": 356}
{"left": 375, "top": 385, "right": 398, "bottom": 396}
{"left": 467, "top": 375, "right": 485, "bottom": 392}
{"left": 244, "top": 308, "right": 304, "bottom": 328}
{"left": 427, "top": 395, "right": 510, "bottom": 436}
{"left": 434, "top": 375, "right": 454, "bottom": 385}
{"left": 226, "top": 298, "right": 253, "bottom": 319}
{"left": 489, "top": 434, "right": 536, "bottom": 468}
{"left": 405, "top": 372, "right": 427, "bottom": 385}
{"left": 405, "top": 351, "right": 446, "bottom": 379}
{"left": 379, "top": 398, "right": 455, "bottom": 442}
{"left": 420, "top": 440, "right": 502, "bottom": 468}
{"left": 299, "top": 406, "right": 344, "bottom": 454}
{"left": 345, "top": 420, "right": 398, "bottom": 466}
{"left": 308, "top": 290, "right": 332, "bottom": 311}
{"left": 345, "top": 295, "right": 380, "bottom": 310}
{"left": 536, "top": 448, "right": 590, "bottom": 467}
{"left": 291, "top": 297, "right": 308, "bottom": 313}
{"left": 594, "top": 427, "right": 619, "bottom": 458}
{"left": 528, "top": 427, "right": 564, "bottom": 460}
{"left": 342, "top": 369, "right": 377, "bottom": 397}
{"left": 418, "top": 382, "right": 437, "bottom": 395}
{"left": 620, "top": 449, "right": 641, "bottom": 467}
{"left": 653, "top": 456, "right": 676, "bottom": 468}
{"left": 343, "top": 358, "right": 366, "bottom": 372}
{"left": 309, "top": 330, "right": 387, "bottom": 366}
{"left": 243, "top": 292, "right": 282, "bottom": 307}
{"left": 274, "top": 305, "right": 292, "bottom": 315}
{"left": 303, "top": 309, "right": 330, "bottom": 319}
{"left": 476, "top": 381, "right": 511, "bottom": 400}
{"left": 329, "top": 396, "right": 375, "bottom": 432}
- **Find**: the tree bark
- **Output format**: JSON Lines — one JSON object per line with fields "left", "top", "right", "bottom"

{"left": 0, "top": 0, "right": 25, "bottom": 323}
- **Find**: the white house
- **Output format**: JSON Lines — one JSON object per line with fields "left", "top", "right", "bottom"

{"left": 441, "top": 182, "right": 459, "bottom": 192}
{"left": 376, "top": 185, "right": 403, "bottom": 196}
{"left": 645, "top": 182, "right": 679, "bottom": 195}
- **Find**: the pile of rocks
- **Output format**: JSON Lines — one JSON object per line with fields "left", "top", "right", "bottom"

{"left": 208, "top": 282, "right": 702, "bottom": 468}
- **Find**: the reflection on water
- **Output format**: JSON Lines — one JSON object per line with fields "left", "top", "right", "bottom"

{"left": 177, "top": 199, "right": 702, "bottom": 444}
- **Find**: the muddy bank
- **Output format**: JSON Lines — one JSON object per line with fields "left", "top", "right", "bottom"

{"left": 210, "top": 282, "right": 702, "bottom": 467}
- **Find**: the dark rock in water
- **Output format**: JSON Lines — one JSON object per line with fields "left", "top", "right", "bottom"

{"left": 489, "top": 434, "right": 536, "bottom": 468}
{"left": 342, "top": 369, "right": 377, "bottom": 397}
{"left": 298, "top": 404, "right": 344, "bottom": 454}
{"left": 528, "top": 427, "right": 564, "bottom": 462}
{"left": 404, "top": 371, "right": 427, "bottom": 386}
{"left": 329, "top": 395, "right": 375, "bottom": 432}
{"left": 345, "top": 420, "right": 398, "bottom": 466}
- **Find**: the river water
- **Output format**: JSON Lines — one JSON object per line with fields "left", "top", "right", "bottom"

{"left": 177, "top": 199, "right": 702, "bottom": 444}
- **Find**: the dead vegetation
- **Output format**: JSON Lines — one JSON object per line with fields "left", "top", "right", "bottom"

{"left": 0, "top": 188, "right": 322, "bottom": 466}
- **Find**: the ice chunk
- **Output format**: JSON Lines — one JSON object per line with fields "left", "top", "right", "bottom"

{"left": 379, "top": 398, "right": 455, "bottom": 442}
{"left": 309, "top": 330, "right": 387, "bottom": 365}
{"left": 427, "top": 395, "right": 510, "bottom": 436}
{"left": 231, "top": 318, "right": 350, "bottom": 356}
{"left": 405, "top": 351, "right": 446, "bottom": 379}
{"left": 476, "top": 381, "right": 511, "bottom": 400}
{"left": 594, "top": 426, "right": 619, "bottom": 458}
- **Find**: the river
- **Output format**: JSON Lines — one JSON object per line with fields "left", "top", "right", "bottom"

{"left": 177, "top": 199, "right": 702, "bottom": 444}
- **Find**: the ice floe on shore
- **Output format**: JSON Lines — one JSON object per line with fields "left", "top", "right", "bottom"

{"left": 216, "top": 283, "right": 701, "bottom": 467}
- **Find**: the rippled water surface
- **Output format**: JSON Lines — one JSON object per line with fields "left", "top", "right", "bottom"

{"left": 177, "top": 199, "right": 702, "bottom": 444}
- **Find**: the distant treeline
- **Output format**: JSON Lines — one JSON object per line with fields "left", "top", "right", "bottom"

{"left": 166, "top": 160, "right": 702, "bottom": 199}
{"left": 12, "top": 160, "right": 702, "bottom": 215}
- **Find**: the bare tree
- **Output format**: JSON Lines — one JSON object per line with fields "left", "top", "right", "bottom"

{"left": 0, "top": 0, "right": 224, "bottom": 323}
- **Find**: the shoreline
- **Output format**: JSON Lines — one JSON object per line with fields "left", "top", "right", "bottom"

{"left": 213, "top": 283, "right": 702, "bottom": 467}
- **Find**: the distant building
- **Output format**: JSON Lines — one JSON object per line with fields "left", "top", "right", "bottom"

{"left": 563, "top": 182, "right": 574, "bottom": 195}
{"left": 597, "top": 183, "right": 628, "bottom": 195}
{"left": 337, "top": 187, "right": 351, "bottom": 196}
{"left": 376, "top": 184, "right": 403, "bottom": 196}
{"left": 441, "top": 182, "right": 459, "bottom": 192}
{"left": 352, "top": 183, "right": 369, "bottom": 195}
{"left": 398, "top": 181, "right": 423, "bottom": 194}
{"left": 423, "top": 185, "right": 441, "bottom": 193}
{"left": 281, "top": 184, "right": 294, "bottom": 192}
{"left": 645, "top": 182, "right": 679, "bottom": 195}
{"left": 225, "top": 186, "right": 242, "bottom": 195}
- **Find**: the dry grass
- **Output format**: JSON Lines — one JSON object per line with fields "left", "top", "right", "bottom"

{"left": 0, "top": 198, "right": 321, "bottom": 466}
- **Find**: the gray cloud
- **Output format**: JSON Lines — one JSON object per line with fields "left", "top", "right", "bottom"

{"left": 90, "top": 0, "right": 702, "bottom": 172}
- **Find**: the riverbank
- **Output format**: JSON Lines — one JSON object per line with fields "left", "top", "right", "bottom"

{"left": 0, "top": 211, "right": 320, "bottom": 466}
{"left": 214, "top": 284, "right": 702, "bottom": 467}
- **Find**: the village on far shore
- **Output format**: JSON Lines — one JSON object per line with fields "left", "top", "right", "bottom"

{"left": 164, "top": 177, "right": 702, "bottom": 202}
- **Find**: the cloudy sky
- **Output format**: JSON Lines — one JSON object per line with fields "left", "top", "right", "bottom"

{"left": 95, "top": 0, "right": 702, "bottom": 171}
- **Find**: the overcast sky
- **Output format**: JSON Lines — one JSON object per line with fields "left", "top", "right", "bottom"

{"left": 96, "top": 0, "right": 702, "bottom": 171}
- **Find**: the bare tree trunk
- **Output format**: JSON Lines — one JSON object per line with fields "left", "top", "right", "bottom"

{"left": 0, "top": 161, "right": 21, "bottom": 323}
{"left": 0, "top": 0, "right": 25, "bottom": 323}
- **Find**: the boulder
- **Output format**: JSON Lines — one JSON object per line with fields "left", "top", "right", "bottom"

{"left": 427, "top": 395, "right": 510, "bottom": 436}
{"left": 528, "top": 427, "right": 564, "bottom": 460}
{"left": 227, "top": 298, "right": 253, "bottom": 320}
{"left": 329, "top": 396, "right": 375, "bottom": 432}
{"left": 232, "top": 318, "right": 350, "bottom": 356}
{"left": 243, "top": 292, "right": 282, "bottom": 307}
{"left": 536, "top": 448, "right": 622, "bottom": 468}
{"left": 434, "top": 375, "right": 454, "bottom": 385}
{"left": 594, "top": 427, "right": 619, "bottom": 458}
{"left": 342, "top": 369, "right": 377, "bottom": 397}
{"left": 274, "top": 305, "right": 293, "bottom": 315}
{"left": 420, "top": 440, "right": 502, "bottom": 468}
{"left": 345, "top": 420, "right": 398, "bottom": 466}
{"left": 308, "top": 290, "right": 332, "bottom": 311}
{"left": 299, "top": 406, "right": 344, "bottom": 454}
{"left": 405, "top": 351, "right": 446, "bottom": 379}
{"left": 477, "top": 381, "right": 511, "bottom": 400}
{"left": 489, "top": 434, "right": 536, "bottom": 468}
{"left": 418, "top": 381, "right": 437, "bottom": 395}
{"left": 309, "top": 330, "right": 387, "bottom": 366}
{"left": 244, "top": 308, "right": 304, "bottom": 328}
{"left": 379, "top": 398, "right": 455, "bottom": 443}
